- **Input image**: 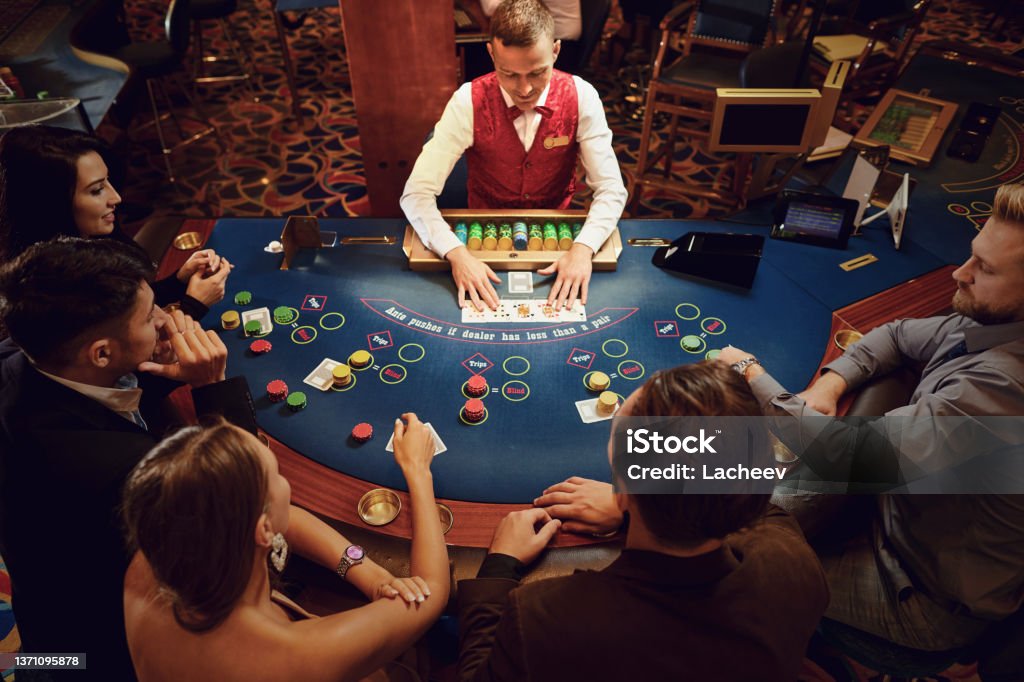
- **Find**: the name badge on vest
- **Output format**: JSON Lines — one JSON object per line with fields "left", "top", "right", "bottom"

{"left": 543, "top": 135, "right": 570, "bottom": 150}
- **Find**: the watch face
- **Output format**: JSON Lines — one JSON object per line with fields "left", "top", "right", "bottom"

{"left": 345, "top": 545, "right": 365, "bottom": 561}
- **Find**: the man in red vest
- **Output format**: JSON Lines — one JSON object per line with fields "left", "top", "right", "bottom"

{"left": 400, "top": 0, "right": 627, "bottom": 312}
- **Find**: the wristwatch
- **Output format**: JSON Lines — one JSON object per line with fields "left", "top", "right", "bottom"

{"left": 731, "top": 356, "right": 761, "bottom": 378}
{"left": 336, "top": 544, "right": 366, "bottom": 579}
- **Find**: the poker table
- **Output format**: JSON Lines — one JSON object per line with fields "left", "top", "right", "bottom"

{"left": 156, "top": 47, "right": 1018, "bottom": 548}
{"left": 163, "top": 214, "right": 952, "bottom": 547}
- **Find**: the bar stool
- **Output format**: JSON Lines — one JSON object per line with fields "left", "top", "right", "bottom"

{"left": 113, "top": 0, "right": 218, "bottom": 182}
{"left": 273, "top": 0, "right": 343, "bottom": 125}
{"left": 191, "top": 0, "right": 259, "bottom": 100}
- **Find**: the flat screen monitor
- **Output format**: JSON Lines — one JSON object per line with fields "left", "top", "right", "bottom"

{"left": 710, "top": 89, "right": 821, "bottom": 153}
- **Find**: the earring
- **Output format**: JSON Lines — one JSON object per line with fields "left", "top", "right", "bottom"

{"left": 269, "top": 532, "right": 288, "bottom": 572}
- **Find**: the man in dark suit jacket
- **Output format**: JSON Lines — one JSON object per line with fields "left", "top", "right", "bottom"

{"left": 459, "top": 363, "right": 829, "bottom": 681}
{"left": 0, "top": 238, "right": 257, "bottom": 681}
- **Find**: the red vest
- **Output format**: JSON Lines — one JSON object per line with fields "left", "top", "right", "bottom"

{"left": 466, "top": 70, "right": 580, "bottom": 209}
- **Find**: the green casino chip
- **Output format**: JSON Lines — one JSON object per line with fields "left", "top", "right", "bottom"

{"left": 234, "top": 291, "right": 252, "bottom": 305}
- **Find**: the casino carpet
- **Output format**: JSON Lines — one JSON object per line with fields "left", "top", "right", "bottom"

{"left": 1, "top": 1, "right": 1021, "bottom": 679}
{"left": 98, "top": 0, "right": 1023, "bottom": 236}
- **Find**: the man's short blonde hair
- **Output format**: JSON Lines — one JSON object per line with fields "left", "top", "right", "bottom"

{"left": 994, "top": 183, "right": 1024, "bottom": 225}
{"left": 490, "top": 0, "right": 555, "bottom": 47}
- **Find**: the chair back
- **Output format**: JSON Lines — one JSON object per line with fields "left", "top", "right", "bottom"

{"left": 687, "top": 0, "right": 778, "bottom": 54}
{"left": 165, "top": 0, "right": 192, "bottom": 55}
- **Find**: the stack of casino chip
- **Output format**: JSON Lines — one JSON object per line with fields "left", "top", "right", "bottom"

{"left": 527, "top": 224, "right": 543, "bottom": 250}
{"left": 498, "top": 224, "right": 513, "bottom": 250}
{"left": 587, "top": 371, "right": 610, "bottom": 392}
{"left": 221, "top": 310, "right": 240, "bottom": 330}
{"left": 454, "top": 222, "right": 468, "bottom": 245}
{"left": 286, "top": 391, "right": 307, "bottom": 412}
{"left": 597, "top": 391, "right": 618, "bottom": 415}
{"left": 572, "top": 223, "right": 583, "bottom": 239}
{"left": 349, "top": 349, "right": 372, "bottom": 369}
{"left": 234, "top": 291, "right": 252, "bottom": 306}
{"left": 332, "top": 363, "right": 352, "bottom": 387}
{"left": 558, "top": 223, "right": 574, "bottom": 250}
{"left": 468, "top": 222, "right": 483, "bottom": 250}
{"left": 466, "top": 375, "right": 488, "bottom": 397}
{"left": 273, "top": 306, "right": 294, "bottom": 324}
{"left": 351, "top": 422, "right": 373, "bottom": 443}
{"left": 244, "top": 320, "right": 263, "bottom": 337}
{"left": 543, "top": 222, "right": 558, "bottom": 250}
{"left": 267, "top": 380, "right": 289, "bottom": 402}
{"left": 249, "top": 339, "right": 272, "bottom": 354}
{"left": 462, "top": 398, "right": 486, "bottom": 423}
{"left": 483, "top": 223, "right": 498, "bottom": 250}
{"left": 512, "top": 222, "right": 528, "bottom": 251}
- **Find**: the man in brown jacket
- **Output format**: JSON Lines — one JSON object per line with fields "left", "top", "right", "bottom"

{"left": 458, "top": 363, "right": 829, "bottom": 681}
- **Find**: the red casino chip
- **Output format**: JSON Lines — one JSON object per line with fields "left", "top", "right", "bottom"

{"left": 463, "top": 398, "right": 486, "bottom": 423}
{"left": 466, "top": 375, "right": 488, "bottom": 397}
{"left": 266, "top": 379, "right": 289, "bottom": 402}
{"left": 249, "top": 339, "right": 272, "bottom": 354}
{"left": 351, "top": 422, "right": 374, "bottom": 443}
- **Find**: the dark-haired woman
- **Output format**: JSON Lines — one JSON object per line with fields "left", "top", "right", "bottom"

{"left": 122, "top": 414, "right": 449, "bottom": 681}
{"left": 0, "top": 125, "right": 229, "bottom": 319}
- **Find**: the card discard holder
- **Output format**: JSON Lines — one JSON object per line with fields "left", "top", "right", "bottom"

{"left": 652, "top": 232, "right": 764, "bottom": 289}
{"left": 280, "top": 216, "right": 337, "bottom": 270}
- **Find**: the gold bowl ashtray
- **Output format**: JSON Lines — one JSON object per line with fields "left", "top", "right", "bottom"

{"left": 834, "top": 329, "right": 864, "bottom": 351}
{"left": 437, "top": 503, "right": 454, "bottom": 535}
{"left": 172, "top": 231, "right": 203, "bottom": 251}
{"left": 358, "top": 488, "right": 401, "bottom": 526}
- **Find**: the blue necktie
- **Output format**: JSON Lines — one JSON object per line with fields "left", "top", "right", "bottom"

{"left": 944, "top": 339, "right": 969, "bottom": 363}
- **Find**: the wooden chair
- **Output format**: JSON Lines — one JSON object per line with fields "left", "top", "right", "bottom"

{"left": 809, "top": 0, "right": 932, "bottom": 128}
{"left": 631, "top": 0, "right": 780, "bottom": 212}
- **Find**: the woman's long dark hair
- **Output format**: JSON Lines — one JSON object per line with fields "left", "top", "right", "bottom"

{"left": 0, "top": 125, "right": 116, "bottom": 261}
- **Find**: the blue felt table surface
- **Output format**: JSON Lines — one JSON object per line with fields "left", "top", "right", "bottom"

{"left": 207, "top": 218, "right": 842, "bottom": 503}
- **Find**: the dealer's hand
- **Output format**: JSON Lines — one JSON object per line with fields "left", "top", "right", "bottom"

{"left": 447, "top": 246, "right": 501, "bottom": 311}
{"left": 488, "top": 508, "right": 561, "bottom": 565}
{"left": 534, "top": 477, "right": 622, "bottom": 536}
{"left": 538, "top": 243, "right": 592, "bottom": 311}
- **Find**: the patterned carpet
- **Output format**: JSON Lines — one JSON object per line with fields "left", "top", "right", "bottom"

{"left": 97, "top": 0, "right": 1022, "bottom": 234}
{"left": 1, "top": 1, "right": 1022, "bottom": 680}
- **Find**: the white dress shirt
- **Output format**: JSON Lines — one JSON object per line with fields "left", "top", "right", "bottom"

{"left": 36, "top": 367, "right": 146, "bottom": 427}
{"left": 400, "top": 75, "right": 628, "bottom": 259}
{"left": 479, "top": 0, "right": 582, "bottom": 40}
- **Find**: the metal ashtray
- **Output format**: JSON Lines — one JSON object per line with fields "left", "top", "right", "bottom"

{"left": 834, "top": 329, "right": 864, "bottom": 351}
{"left": 172, "top": 231, "right": 203, "bottom": 251}
{"left": 357, "top": 488, "right": 401, "bottom": 526}
{"left": 437, "top": 503, "right": 454, "bottom": 535}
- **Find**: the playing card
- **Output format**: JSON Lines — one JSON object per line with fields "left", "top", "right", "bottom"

{"left": 508, "top": 271, "right": 534, "bottom": 294}
{"left": 575, "top": 397, "right": 618, "bottom": 424}
{"left": 303, "top": 358, "right": 342, "bottom": 391}
{"left": 241, "top": 307, "right": 272, "bottom": 334}
{"left": 385, "top": 422, "right": 448, "bottom": 456}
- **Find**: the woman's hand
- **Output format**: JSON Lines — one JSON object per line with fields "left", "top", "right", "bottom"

{"left": 376, "top": 576, "right": 432, "bottom": 604}
{"left": 392, "top": 413, "right": 434, "bottom": 480}
{"left": 177, "top": 249, "right": 221, "bottom": 283}
{"left": 185, "top": 257, "right": 233, "bottom": 306}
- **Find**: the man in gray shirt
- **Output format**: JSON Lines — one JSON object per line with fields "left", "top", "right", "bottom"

{"left": 717, "top": 182, "right": 1024, "bottom": 651}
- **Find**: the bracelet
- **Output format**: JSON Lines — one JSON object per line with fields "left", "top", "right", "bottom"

{"left": 731, "top": 356, "right": 761, "bottom": 378}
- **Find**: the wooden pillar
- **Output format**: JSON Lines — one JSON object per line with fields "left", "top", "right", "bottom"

{"left": 340, "top": 0, "right": 458, "bottom": 217}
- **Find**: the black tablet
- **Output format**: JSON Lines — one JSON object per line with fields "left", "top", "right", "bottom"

{"left": 770, "top": 191, "right": 859, "bottom": 249}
